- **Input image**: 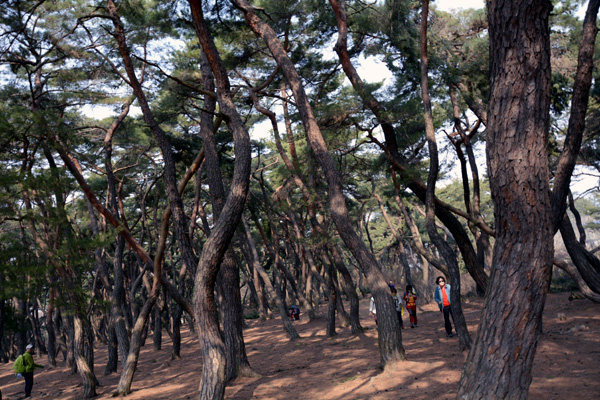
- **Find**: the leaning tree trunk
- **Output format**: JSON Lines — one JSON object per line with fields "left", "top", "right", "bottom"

{"left": 457, "top": 1, "right": 554, "bottom": 398}
{"left": 559, "top": 213, "right": 600, "bottom": 294}
{"left": 327, "top": 244, "right": 362, "bottom": 333}
{"left": 419, "top": 0, "right": 471, "bottom": 351}
{"left": 233, "top": 0, "right": 404, "bottom": 366}
{"left": 328, "top": 0, "right": 488, "bottom": 295}
{"left": 241, "top": 217, "right": 300, "bottom": 339}
{"left": 114, "top": 282, "right": 160, "bottom": 396}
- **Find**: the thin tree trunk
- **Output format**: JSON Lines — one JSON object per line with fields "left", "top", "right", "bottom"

{"left": 153, "top": 303, "right": 162, "bottom": 351}
{"left": 419, "top": 0, "right": 471, "bottom": 352}
{"left": 326, "top": 264, "right": 337, "bottom": 338}
{"left": 559, "top": 213, "right": 600, "bottom": 294}
{"left": 326, "top": 245, "right": 362, "bottom": 333}
{"left": 242, "top": 217, "right": 300, "bottom": 339}
{"left": 553, "top": 259, "right": 600, "bottom": 302}
{"left": 46, "top": 288, "right": 57, "bottom": 368}
{"left": 243, "top": 247, "right": 269, "bottom": 321}
{"left": 550, "top": 0, "right": 600, "bottom": 231}
{"left": 105, "top": 322, "right": 118, "bottom": 375}
{"left": 0, "top": 299, "right": 6, "bottom": 362}
{"left": 253, "top": 177, "right": 317, "bottom": 321}
{"left": 449, "top": 88, "right": 490, "bottom": 296}
{"left": 114, "top": 282, "right": 160, "bottom": 395}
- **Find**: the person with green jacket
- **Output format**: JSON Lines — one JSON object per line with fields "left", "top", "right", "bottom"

{"left": 22, "top": 344, "right": 43, "bottom": 397}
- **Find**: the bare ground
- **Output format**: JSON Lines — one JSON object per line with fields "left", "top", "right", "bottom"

{"left": 0, "top": 292, "right": 598, "bottom": 400}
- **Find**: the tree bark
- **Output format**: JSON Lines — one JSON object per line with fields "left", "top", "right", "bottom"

{"left": 188, "top": 2, "right": 253, "bottom": 398}
{"left": 46, "top": 288, "right": 57, "bottom": 368}
{"left": 198, "top": 51, "right": 252, "bottom": 382}
{"left": 553, "top": 259, "right": 600, "bottom": 303}
{"left": 457, "top": 1, "right": 554, "bottom": 398}
{"left": 327, "top": 245, "right": 362, "bottom": 333}
{"left": 73, "top": 314, "right": 97, "bottom": 398}
{"left": 326, "top": 264, "right": 337, "bottom": 338}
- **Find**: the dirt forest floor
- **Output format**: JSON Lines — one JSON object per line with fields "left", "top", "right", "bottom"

{"left": 0, "top": 292, "right": 598, "bottom": 400}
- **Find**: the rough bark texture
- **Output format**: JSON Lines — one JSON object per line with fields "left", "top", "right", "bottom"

{"left": 198, "top": 52, "right": 252, "bottom": 382}
{"left": 73, "top": 315, "right": 97, "bottom": 398}
{"left": 457, "top": 1, "right": 554, "bottom": 398}
{"left": 188, "top": 1, "right": 252, "bottom": 398}
{"left": 234, "top": 0, "right": 405, "bottom": 366}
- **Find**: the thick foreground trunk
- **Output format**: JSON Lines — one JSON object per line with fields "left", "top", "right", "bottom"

{"left": 457, "top": 1, "right": 554, "bottom": 398}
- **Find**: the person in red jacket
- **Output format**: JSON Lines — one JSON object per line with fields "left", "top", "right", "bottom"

{"left": 403, "top": 285, "right": 418, "bottom": 328}
{"left": 435, "top": 276, "right": 455, "bottom": 338}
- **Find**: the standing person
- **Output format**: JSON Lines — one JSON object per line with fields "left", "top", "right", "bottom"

{"left": 391, "top": 287, "right": 405, "bottom": 329}
{"left": 434, "top": 276, "right": 455, "bottom": 338}
{"left": 369, "top": 295, "right": 377, "bottom": 325}
{"left": 403, "top": 285, "right": 418, "bottom": 328}
{"left": 22, "top": 344, "right": 43, "bottom": 398}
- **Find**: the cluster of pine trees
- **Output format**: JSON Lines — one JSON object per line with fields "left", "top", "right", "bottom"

{"left": 0, "top": 0, "right": 599, "bottom": 398}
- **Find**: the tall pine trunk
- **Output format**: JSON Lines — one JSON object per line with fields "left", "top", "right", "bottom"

{"left": 457, "top": 1, "right": 554, "bottom": 398}
{"left": 198, "top": 50, "right": 252, "bottom": 382}
{"left": 188, "top": 2, "right": 253, "bottom": 397}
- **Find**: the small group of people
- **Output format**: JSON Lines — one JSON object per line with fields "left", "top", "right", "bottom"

{"left": 369, "top": 283, "right": 418, "bottom": 329}
{"left": 369, "top": 276, "right": 456, "bottom": 338}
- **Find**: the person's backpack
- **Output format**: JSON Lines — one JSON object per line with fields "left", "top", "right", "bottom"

{"left": 13, "top": 354, "right": 26, "bottom": 374}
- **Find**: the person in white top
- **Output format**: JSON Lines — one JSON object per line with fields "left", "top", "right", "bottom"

{"left": 369, "top": 296, "right": 377, "bottom": 325}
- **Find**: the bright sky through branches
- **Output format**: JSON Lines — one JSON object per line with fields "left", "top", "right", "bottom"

{"left": 435, "top": 0, "right": 484, "bottom": 12}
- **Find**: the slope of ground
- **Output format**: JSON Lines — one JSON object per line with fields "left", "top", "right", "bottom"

{"left": 0, "top": 292, "right": 598, "bottom": 399}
